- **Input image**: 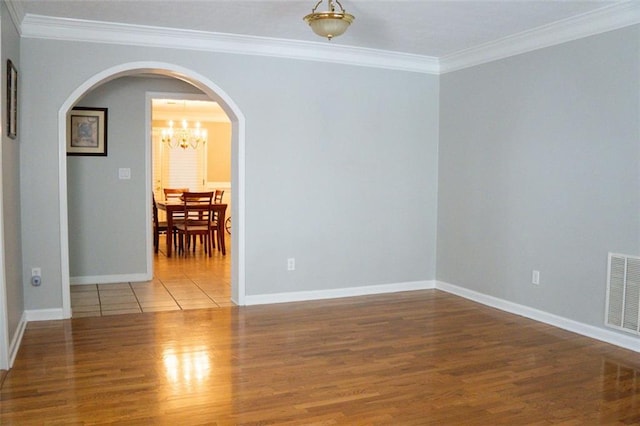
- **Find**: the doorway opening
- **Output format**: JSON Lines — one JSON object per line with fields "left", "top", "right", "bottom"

{"left": 150, "top": 94, "right": 231, "bottom": 209}
{"left": 58, "top": 62, "right": 246, "bottom": 318}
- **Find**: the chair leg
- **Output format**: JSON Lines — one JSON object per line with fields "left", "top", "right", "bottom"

{"left": 211, "top": 228, "right": 220, "bottom": 252}
{"left": 220, "top": 228, "right": 226, "bottom": 255}
{"left": 153, "top": 230, "right": 158, "bottom": 253}
{"left": 215, "top": 228, "right": 222, "bottom": 252}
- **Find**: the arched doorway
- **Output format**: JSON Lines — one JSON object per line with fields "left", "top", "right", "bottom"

{"left": 57, "top": 62, "right": 245, "bottom": 318}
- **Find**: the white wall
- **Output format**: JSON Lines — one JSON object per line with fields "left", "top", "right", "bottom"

{"left": 68, "top": 77, "right": 201, "bottom": 280}
{"left": 1, "top": 0, "right": 23, "bottom": 369}
{"left": 20, "top": 39, "right": 439, "bottom": 310}
{"left": 437, "top": 26, "right": 640, "bottom": 330}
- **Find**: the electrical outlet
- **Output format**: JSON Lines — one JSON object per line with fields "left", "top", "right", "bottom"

{"left": 31, "top": 267, "right": 42, "bottom": 286}
{"left": 532, "top": 270, "right": 540, "bottom": 285}
{"left": 287, "top": 258, "right": 295, "bottom": 271}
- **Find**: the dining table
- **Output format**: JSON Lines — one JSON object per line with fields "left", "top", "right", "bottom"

{"left": 156, "top": 200, "right": 227, "bottom": 257}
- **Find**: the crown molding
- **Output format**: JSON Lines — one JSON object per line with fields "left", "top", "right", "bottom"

{"left": 19, "top": 14, "right": 440, "bottom": 74}
{"left": 5, "top": 0, "right": 24, "bottom": 36}
{"left": 440, "top": 1, "right": 640, "bottom": 73}
{"left": 17, "top": 1, "right": 640, "bottom": 76}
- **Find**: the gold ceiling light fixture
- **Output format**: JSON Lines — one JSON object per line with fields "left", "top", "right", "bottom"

{"left": 303, "top": 0, "right": 355, "bottom": 40}
{"left": 160, "top": 101, "right": 207, "bottom": 150}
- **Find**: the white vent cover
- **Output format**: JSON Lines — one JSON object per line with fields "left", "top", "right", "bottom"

{"left": 606, "top": 253, "right": 640, "bottom": 335}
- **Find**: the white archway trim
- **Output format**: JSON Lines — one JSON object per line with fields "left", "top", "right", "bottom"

{"left": 58, "top": 61, "right": 246, "bottom": 318}
{"left": 0, "top": 141, "right": 7, "bottom": 370}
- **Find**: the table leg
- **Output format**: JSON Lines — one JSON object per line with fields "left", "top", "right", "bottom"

{"left": 219, "top": 209, "right": 226, "bottom": 255}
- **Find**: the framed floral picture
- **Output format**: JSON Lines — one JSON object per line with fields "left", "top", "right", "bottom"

{"left": 67, "top": 107, "right": 108, "bottom": 156}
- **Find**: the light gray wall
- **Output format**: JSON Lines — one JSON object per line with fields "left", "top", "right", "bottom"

{"left": 437, "top": 26, "right": 640, "bottom": 328}
{"left": 2, "top": 2, "right": 23, "bottom": 346}
{"left": 68, "top": 77, "right": 201, "bottom": 278}
{"left": 20, "top": 39, "right": 439, "bottom": 309}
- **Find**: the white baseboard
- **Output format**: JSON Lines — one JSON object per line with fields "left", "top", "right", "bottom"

{"left": 8, "top": 311, "right": 27, "bottom": 368}
{"left": 70, "top": 273, "right": 151, "bottom": 285}
{"left": 435, "top": 280, "right": 640, "bottom": 353}
{"left": 245, "top": 280, "right": 435, "bottom": 306}
{"left": 25, "top": 308, "right": 65, "bottom": 322}
{"left": 8, "top": 309, "right": 66, "bottom": 368}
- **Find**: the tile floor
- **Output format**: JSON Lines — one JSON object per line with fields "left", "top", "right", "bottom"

{"left": 71, "top": 233, "right": 232, "bottom": 317}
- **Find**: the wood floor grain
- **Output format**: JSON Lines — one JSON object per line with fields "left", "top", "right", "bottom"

{"left": 1, "top": 290, "right": 639, "bottom": 424}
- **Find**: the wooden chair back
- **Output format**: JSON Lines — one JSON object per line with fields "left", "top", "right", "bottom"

{"left": 212, "top": 189, "right": 225, "bottom": 224}
{"left": 152, "top": 193, "right": 167, "bottom": 253}
{"left": 152, "top": 193, "right": 160, "bottom": 227}
{"left": 182, "top": 191, "right": 214, "bottom": 228}
{"left": 163, "top": 187, "right": 189, "bottom": 201}
{"left": 210, "top": 189, "right": 225, "bottom": 252}
{"left": 214, "top": 189, "right": 224, "bottom": 204}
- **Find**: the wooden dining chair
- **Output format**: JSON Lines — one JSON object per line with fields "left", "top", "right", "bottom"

{"left": 163, "top": 187, "right": 188, "bottom": 245}
{"left": 210, "top": 203, "right": 227, "bottom": 255}
{"left": 152, "top": 193, "right": 168, "bottom": 254}
{"left": 174, "top": 191, "right": 214, "bottom": 256}
{"left": 210, "top": 189, "right": 225, "bottom": 250}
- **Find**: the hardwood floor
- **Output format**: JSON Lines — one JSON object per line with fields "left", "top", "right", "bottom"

{"left": 2, "top": 288, "right": 640, "bottom": 424}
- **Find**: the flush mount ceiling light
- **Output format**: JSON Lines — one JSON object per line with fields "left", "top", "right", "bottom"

{"left": 303, "top": 0, "right": 355, "bottom": 40}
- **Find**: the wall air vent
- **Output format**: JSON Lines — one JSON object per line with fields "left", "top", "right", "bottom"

{"left": 605, "top": 253, "right": 640, "bottom": 335}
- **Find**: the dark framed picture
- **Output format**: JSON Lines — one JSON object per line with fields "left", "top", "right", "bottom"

{"left": 6, "top": 59, "right": 17, "bottom": 139}
{"left": 67, "top": 107, "right": 108, "bottom": 156}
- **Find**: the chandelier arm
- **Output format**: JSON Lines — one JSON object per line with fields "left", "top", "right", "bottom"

{"left": 161, "top": 121, "right": 207, "bottom": 150}
{"left": 311, "top": 0, "right": 323, "bottom": 13}
{"left": 333, "top": 0, "right": 346, "bottom": 13}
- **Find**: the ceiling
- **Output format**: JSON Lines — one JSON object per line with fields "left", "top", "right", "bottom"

{"left": 16, "top": 0, "right": 623, "bottom": 58}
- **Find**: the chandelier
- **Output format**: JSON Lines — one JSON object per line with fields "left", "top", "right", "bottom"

{"left": 303, "top": 0, "right": 354, "bottom": 40}
{"left": 161, "top": 119, "right": 207, "bottom": 149}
